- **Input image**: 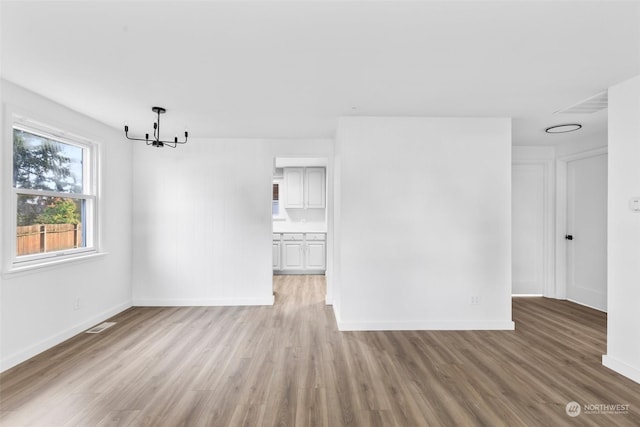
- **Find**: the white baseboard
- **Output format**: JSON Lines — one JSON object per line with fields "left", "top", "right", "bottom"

{"left": 332, "top": 303, "right": 341, "bottom": 325}
{"left": 603, "top": 355, "right": 640, "bottom": 385}
{"left": 336, "top": 319, "right": 515, "bottom": 331}
{"left": 132, "top": 295, "right": 275, "bottom": 307}
{"left": 0, "top": 301, "right": 131, "bottom": 373}
{"left": 567, "top": 298, "right": 607, "bottom": 313}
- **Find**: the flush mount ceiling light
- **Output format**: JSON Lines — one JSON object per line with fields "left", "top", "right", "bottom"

{"left": 124, "top": 107, "right": 188, "bottom": 148}
{"left": 545, "top": 124, "right": 582, "bottom": 134}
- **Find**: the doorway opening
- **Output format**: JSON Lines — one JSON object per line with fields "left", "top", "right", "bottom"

{"left": 271, "top": 157, "right": 329, "bottom": 290}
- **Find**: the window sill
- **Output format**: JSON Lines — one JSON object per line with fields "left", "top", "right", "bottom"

{"left": 3, "top": 251, "right": 108, "bottom": 278}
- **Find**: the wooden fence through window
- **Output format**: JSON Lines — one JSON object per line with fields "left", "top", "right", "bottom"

{"left": 16, "top": 224, "right": 82, "bottom": 256}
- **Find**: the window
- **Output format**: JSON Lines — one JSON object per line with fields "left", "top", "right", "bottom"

{"left": 272, "top": 182, "right": 280, "bottom": 216}
{"left": 272, "top": 178, "right": 285, "bottom": 220}
{"left": 11, "top": 123, "right": 98, "bottom": 266}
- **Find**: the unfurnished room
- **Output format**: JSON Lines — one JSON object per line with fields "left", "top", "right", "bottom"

{"left": 1, "top": 1, "right": 640, "bottom": 426}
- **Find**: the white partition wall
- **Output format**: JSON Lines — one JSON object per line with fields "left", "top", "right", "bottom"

{"left": 131, "top": 138, "right": 333, "bottom": 306}
{"left": 603, "top": 75, "right": 640, "bottom": 384}
{"left": 333, "top": 117, "right": 514, "bottom": 330}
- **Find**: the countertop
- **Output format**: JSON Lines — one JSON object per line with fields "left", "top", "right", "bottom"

{"left": 272, "top": 222, "right": 327, "bottom": 233}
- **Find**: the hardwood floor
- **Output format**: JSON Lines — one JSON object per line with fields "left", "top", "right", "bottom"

{"left": 1, "top": 275, "right": 639, "bottom": 426}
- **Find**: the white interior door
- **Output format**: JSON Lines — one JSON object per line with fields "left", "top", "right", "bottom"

{"left": 512, "top": 164, "right": 545, "bottom": 295}
{"left": 567, "top": 153, "right": 607, "bottom": 311}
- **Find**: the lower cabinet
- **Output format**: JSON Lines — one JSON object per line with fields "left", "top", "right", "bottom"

{"left": 305, "top": 234, "right": 326, "bottom": 270}
{"left": 282, "top": 239, "right": 305, "bottom": 269}
{"left": 272, "top": 236, "right": 281, "bottom": 270}
{"left": 305, "top": 242, "right": 326, "bottom": 270}
{"left": 273, "top": 232, "right": 326, "bottom": 274}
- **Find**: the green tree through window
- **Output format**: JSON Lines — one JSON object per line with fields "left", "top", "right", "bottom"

{"left": 11, "top": 124, "right": 95, "bottom": 262}
{"left": 13, "top": 129, "right": 81, "bottom": 226}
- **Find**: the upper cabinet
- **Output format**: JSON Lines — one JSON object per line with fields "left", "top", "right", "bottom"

{"left": 284, "top": 167, "right": 325, "bottom": 209}
{"left": 284, "top": 167, "right": 304, "bottom": 208}
{"left": 304, "top": 167, "right": 326, "bottom": 208}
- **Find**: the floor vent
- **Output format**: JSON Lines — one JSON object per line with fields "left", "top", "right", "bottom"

{"left": 85, "top": 322, "right": 116, "bottom": 334}
{"left": 555, "top": 90, "right": 608, "bottom": 114}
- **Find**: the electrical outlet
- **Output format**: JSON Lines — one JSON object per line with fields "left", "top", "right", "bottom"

{"left": 471, "top": 296, "right": 480, "bottom": 305}
{"left": 73, "top": 297, "right": 80, "bottom": 311}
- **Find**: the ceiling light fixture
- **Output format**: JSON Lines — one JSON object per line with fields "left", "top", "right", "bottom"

{"left": 545, "top": 124, "right": 582, "bottom": 134}
{"left": 124, "top": 107, "right": 188, "bottom": 148}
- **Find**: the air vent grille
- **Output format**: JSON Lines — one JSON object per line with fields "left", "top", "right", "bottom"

{"left": 85, "top": 322, "right": 116, "bottom": 334}
{"left": 556, "top": 91, "right": 608, "bottom": 114}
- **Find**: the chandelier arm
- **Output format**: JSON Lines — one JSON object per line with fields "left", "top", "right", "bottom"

{"left": 157, "top": 138, "right": 188, "bottom": 144}
{"left": 125, "top": 133, "right": 153, "bottom": 143}
{"left": 155, "top": 134, "right": 188, "bottom": 145}
{"left": 154, "top": 140, "right": 186, "bottom": 146}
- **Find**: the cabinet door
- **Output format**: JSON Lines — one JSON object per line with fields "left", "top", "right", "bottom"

{"left": 282, "top": 241, "right": 304, "bottom": 269}
{"left": 272, "top": 242, "right": 281, "bottom": 270}
{"left": 284, "top": 168, "right": 304, "bottom": 208}
{"left": 304, "top": 167, "right": 326, "bottom": 208}
{"left": 305, "top": 241, "right": 326, "bottom": 270}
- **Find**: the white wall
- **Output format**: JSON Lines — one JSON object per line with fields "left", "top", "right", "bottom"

{"left": 556, "top": 129, "right": 607, "bottom": 157}
{"left": 334, "top": 117, "right": 514, "bottom": 330}
{"left": 132, "top": 138, "right": 333, "bottom": 305}
{"left": 603, "top": 75, "right": 640, "bottom": 384}
{"left": 0, "top": 80, "right": 133, "bottom": 372}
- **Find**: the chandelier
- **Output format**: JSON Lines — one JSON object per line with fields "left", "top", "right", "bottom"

{"left": 124, "top": 106, "right": 188, "bottom": 148}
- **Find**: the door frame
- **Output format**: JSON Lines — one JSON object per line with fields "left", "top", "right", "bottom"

{"left": 555, "top": 147, "right": 608, "bottom": 300}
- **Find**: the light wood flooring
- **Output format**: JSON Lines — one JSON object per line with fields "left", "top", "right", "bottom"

{"left": 1, "top": 275, "right": 640, "bottom": 426}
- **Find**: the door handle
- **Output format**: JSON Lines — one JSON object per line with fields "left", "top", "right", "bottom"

{"left": 565, "top": 234, "right": 574, "bottom": 240}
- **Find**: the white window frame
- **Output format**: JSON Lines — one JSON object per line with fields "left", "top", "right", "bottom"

{"left": 272, "top": 177, "right": 286, "bottom": 220}
{"left": 7, "top": 117, "right": 100, "bottom": 271}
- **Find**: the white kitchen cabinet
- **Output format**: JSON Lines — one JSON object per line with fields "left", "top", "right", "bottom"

{"left": 305, "top": 241, "right": 326, "bottom": 270}
{"left": 275, "top": 232, "right": 326, "bottom": 274}
{"left": 304, "top": 167, "right": 326, "bottom": 209}
{"left": 272, "top": 234, "right": 281, "bottom": 270}
{"left": 282, "top": 234, "right": 305, "bottom": 270}
{"left": 283, "top": 167, "right": 325, "bottom": 209}
{"left": 282, "top": 242, "right": 305, "bottom": 270}
{"left": 284, "top": 168, "right": 304, "bottom": 208}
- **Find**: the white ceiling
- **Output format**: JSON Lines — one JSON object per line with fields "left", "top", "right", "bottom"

{"left": 2, "top": 1, "right": 639, "bottom": 145}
